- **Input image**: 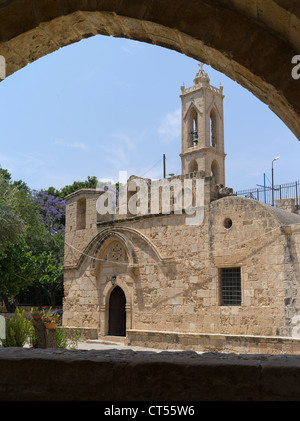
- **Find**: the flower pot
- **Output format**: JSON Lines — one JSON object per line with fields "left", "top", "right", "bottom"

{"left": 44, "top": 322, "right": 58, "bottom": 330}
{"left": 32, "top": 314, "right": 42, "bottom": 320}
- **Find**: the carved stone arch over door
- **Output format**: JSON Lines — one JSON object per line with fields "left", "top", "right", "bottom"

{"left": 100, "top": 273, "right": 132, "bottom": 338}
{"left": 94, "top": 231, "right": 134, "bottom": 338}
{"left": 91, "top": 231, "right": 138, "bottom": 278}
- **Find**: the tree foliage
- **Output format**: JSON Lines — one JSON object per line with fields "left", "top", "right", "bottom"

{"left": 0, "top": 175, "right": 26, "bottom": 246}
{"left": 31, "top": 190, "right": 65, "bottom": 234}
{"left": 0, "top": 169, "right": 41, "bottom": 250}
{"left": 0, "top": 170, "right": 98, "bottom": 310}
{"left": 47, "top": 175, "right": 98, "bottom": 198}
{"left": 0, "top": 236, "right": 41, "bottom": 311}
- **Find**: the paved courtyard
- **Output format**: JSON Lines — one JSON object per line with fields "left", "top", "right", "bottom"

{"left": 77, "top": 340, "right": 200, "bottom": 353}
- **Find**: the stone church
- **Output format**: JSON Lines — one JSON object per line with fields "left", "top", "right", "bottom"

{"left": 63, "top": 65, "right": 300, "bottom": 354}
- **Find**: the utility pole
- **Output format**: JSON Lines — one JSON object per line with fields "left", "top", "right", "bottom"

{"left": 163, "top": 154, "right": 166, "bottom": 179}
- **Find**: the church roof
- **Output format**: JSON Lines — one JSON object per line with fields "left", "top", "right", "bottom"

{"left": 269, "top": 206, "right": 300, "bottom": 226}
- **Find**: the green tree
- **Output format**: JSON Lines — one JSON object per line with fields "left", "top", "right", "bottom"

{"left": 47, "top": 175, "right": 98, "bottom": 198}
{"left": 39, "top": 257, "right": 63, "bottom": 307}
{"left": 25, "top": 232, "right": 65, "bottom": 307}
{"left": 0, "top": 235, "right": 64, "bottom": 311}
{"left": 23, "top": 191, "right": 65, "bottom": 307}
{"left": 0, "top": 176, "right": 26, "bottom": 246}
{"left": 0, "top": 237, "right": 37, "bottom": 311}
{"left": 0, "top": 170, "right": 39, "bottom": 249}
{"left": 0, "top": 171, "right": 102, "bottom": 310}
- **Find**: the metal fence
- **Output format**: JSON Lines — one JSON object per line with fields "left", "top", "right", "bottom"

{"left": 235, "top": 181, "right": 300, "bottom": 209}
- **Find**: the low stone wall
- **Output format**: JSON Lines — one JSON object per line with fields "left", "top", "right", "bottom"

{"left": 127, "top": 330, "right": 300, "bottom": 355}
{"left": 62, "top": 326, "right": 98, "bottom": 341}
{"left": 1, "top": 347, "right": 300, "bottom": 401}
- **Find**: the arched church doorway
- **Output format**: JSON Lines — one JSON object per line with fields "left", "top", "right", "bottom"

{"left": 108, "top": 286, "right": 126, "bottom": 337}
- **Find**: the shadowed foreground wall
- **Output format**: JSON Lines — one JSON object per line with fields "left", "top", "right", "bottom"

{"left": 1, "top": 348, "right": 300, "bottom": 401}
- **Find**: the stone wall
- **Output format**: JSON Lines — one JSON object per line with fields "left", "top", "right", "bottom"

{"left": 127, "top": 330, "right": 300, "bottom": 355}
{"left": 2, "top": 348, "right": 300, "bottom": 401}
{"left": 63, "top": 181, "right": 300, "bottom": 349}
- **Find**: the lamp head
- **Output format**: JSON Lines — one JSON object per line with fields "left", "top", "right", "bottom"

{"left": 110, "top": 275, "right": 117, "bottom": 286}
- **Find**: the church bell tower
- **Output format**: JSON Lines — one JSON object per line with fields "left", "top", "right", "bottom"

{"left": 180, "top": 64, "right": 226, "bottom": 185}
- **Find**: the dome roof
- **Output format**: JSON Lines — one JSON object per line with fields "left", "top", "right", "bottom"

{"left": 193, "top": 63, "right": 210, "bottom": 85}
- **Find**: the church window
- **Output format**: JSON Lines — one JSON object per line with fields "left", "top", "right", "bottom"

{"left": 220, "top": 268, "right": 242, "bottom": 306}
{"left": 76, "top": 198, "right": 86, "bottom": 230}
{"left": 223, "top": 218, "right": 233, "bottom": 229}
{"left": 104, "top": 241, "right": 128, "bottom": 263}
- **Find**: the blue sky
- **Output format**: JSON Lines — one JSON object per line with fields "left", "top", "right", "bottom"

{"left": 0, "top": 35, "right": 299, "bottom": 192}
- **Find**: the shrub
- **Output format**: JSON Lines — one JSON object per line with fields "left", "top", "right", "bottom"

{"left": 1, "top": 308, "right": 34, "bottom": 347}
{"left": 55, "top": 327, "right": 69, "bottom": 349}
{"left": 56, "top": 327, "right": 81, "bottom": 350}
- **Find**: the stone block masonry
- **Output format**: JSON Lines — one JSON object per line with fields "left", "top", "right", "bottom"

{"left": 62, "top": 65, "right": 300, "bottom": 353}
{"left": 63, "top": 182, "right": 300, "bottom": 352}
{"left": 2, "top": 348, "right": 300, "bottom": 401}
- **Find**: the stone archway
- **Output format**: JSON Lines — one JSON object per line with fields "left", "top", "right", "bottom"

{"left": 0, "top": 1, "right": 299, "bottom": 141}
{"left": 93, "top": 233, "right": 134, "bottom": 338}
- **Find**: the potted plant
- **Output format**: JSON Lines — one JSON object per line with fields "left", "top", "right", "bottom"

{"left": 31, "top": 307, "right": 43, "bottom": 320}
{"left": 42, "top": 307, "right": 61, "bottom": 329}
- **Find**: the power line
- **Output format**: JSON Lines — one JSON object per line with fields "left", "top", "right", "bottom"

{"left": 140, "top": 157, "right": 163, "bottom": 178}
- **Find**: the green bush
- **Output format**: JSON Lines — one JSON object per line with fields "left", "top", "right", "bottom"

{"left": 55, "top": 327, "right": 69, "bottom": 349}
{"left": 1, "top": 308, "right": 34, "bottom": 347}
{"left": 56, "top": 327, "right": 81, "bottom": 350}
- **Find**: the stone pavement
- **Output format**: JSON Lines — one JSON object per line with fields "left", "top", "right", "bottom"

{"left": 77, "top": 339, "right": 199, "bottom": 354}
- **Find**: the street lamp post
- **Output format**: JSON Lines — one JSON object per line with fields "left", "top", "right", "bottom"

{"left": 272, "top": 156, "right": 280, "bottom": 206}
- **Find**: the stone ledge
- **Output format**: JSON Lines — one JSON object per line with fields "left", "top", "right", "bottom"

{"left": 1, "top": 347, "right": 300, "bottom": 400}
{"left": 60, "top": 326, "right": 98, "bottom": 341}
{"left": 127, "top": 330, "right": 300, "bottom": 355}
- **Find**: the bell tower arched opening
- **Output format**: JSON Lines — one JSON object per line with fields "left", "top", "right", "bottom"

{"left": 189, "top": 108, "right": 198, "bottom": 148}
{"left": 210, "top": 109, "right": 217, "bottom": 148}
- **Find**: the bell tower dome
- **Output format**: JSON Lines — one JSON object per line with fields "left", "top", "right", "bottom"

{"left": 180, "top": 64, "right": 226, "bottom": 185}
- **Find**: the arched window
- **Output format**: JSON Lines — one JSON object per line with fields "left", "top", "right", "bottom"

{"left": 211, "top": 160, "right": 220, "bottom": 184}
{"left": 189, "top": 160, "right": 198, "bottom": 173}
{"left": 103, "top": 240, "right": 128, "bottom": 264}
{"left": 210, "top": 109, "right": 217, "bottom": 148}
{"left": 189, "top": 108, "right": 198, "bottom": 147}
{"left": 76, "top": 198, "right": 86, "bottom": 230}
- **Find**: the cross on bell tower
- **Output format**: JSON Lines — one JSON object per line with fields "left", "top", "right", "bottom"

{"left": 180, "top": 64, "right": 226, "bottom": 185}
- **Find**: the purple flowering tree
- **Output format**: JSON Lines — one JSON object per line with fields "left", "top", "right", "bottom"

{"left": 28, "top": 190, "right": 66, "bottom": 306}
{"left": 31, "top": 190, "right": 65, "bottom": 234}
